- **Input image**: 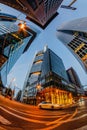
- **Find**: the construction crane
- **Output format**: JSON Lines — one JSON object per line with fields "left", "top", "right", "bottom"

{"left": 61, "top": 0, "right": 77, "bottom": 10}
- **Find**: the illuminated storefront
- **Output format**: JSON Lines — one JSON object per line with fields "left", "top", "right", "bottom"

{"left": 40, "top": 87, "right": 73, "bottom": 105}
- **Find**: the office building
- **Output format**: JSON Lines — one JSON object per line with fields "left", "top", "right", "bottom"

{"left": 67, "top": 67, "right": 83, "bottom": 94}
{"left": 22, "top": 46, "right": 77, "bottom": 105}
{"left": 0, "top": 0, "right": 63, "bottom": 28}
{"left": 57, "top": 17, "right": 87, "bottom": 72}
{"left": 0, "top": 13, "right": 38, "bottom": 89}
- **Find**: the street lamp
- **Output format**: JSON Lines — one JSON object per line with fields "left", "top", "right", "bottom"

{"left": 12, "top": 83, "right": 20, "bottom": 99}
{"left": 8, "top": 78, "right": 16, "bottom": 89}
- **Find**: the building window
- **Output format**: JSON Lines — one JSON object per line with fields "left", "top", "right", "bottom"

{"left": 36, "top": 52, "right": 43, "bottom": 56}
{"left": 31, "top": 71, "right": 41, "bottom": 76}
{"left": 38, "top": 0, "right": 43, "bottom": 5}
{"left": 27, "top": 0, "right": 38, "bottom": 11}
{"left": 82, "top": 32, "right": 87, "bottom": 39}
{"left": 34, "top": 60, "right": 43, "bottom": 64}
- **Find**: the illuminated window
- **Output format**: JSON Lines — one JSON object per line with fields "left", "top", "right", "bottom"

{"left": 31, "top": 71, "right": 41, "bottom": 76}
{"left": 82, "top": 54, "right": 87, "bottom": 61}
{"left": 34, "top": 60, "right": 43, "bottom": 64}
{"left": 36, "top": 53, "right": 43, "bottom": 56}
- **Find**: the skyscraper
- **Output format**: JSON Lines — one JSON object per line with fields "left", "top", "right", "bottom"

{"left": 0, "top": 13, "right": 38, "bottom": 88}
{"left": 0, "top": 0, "right": 63, "bottom": 28}
{"left": 57, "top": 17, "right": 87, "bottom": 72}
{"left": 66, "top": 67, "right": 82, "bottom": 94}
{"left": 21, "top": 46, "right": 76, "bottom": 105}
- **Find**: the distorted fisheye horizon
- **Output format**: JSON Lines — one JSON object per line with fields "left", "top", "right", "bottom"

{"left": 0, "top": 0, "right": 87, "bottom": 94}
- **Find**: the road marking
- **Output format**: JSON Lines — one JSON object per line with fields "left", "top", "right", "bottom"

{"left": 46, "top": 114, "right": 71, "bottom": 125}
{"left": 39, "top": 108, "right": 78, "bottom": 130}
{"left": 44, "top": 108, "right": 87, "bottom": 130}
{"left": 0, "top": 115, "right": 11, "bottom": 125}
{"left": 74, "top": 125, "right": 87, "bottom": 130}
{"left": 25, "top": 110, "right": 66, "bottom": 116}
{"left": 71, "top": 113, "right": 87, "bottom": 121}
{"left": 6, "top": 106, "right": 62, "bottom": 118}
{"left": 0, "top": 106, "right": 52, "bottom": 124}
{"left": 0, "top": 127, "right": 6, "bottom": 130}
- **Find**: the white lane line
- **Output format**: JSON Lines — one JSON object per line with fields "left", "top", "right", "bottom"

{"left": 0, "top": 106, "right": 50, "bottom": 124}
{"left": 0, "top": 115, "right": 11, "bottom": 125}
{"left": 40, "top": 109, "right": 87, "bottom": 130}
{"left": 46, "top": 114, "right": 71, "bottom": 125}
{"left": 6, "top": 106, "right": 63, "bottom": 118}
{"left": 71, "top": 113, "right": 87, "bottom": 121}
{"left": 0, "top": 126, "right": 6, "bottom": 130}
{"left": 23, "top": 109, "right": 66, "bottom": 116}
{"left": 74, "top": 125, "right": 87, "bottom": 130}
{"left": 39, "top": 108, "right": 78, "bottom": 130}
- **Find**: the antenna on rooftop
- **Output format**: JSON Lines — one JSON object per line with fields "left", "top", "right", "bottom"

{"left": 61, "top": 0, "right": 77, "bottom": 10}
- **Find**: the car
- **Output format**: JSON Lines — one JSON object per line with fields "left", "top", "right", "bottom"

{"left": 38, "top": 101, "right": 62, "bottom": 109}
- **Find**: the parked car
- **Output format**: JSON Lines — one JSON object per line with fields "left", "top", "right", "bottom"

{"left": 38, "top": 101, "right": 62, "bottom": 109}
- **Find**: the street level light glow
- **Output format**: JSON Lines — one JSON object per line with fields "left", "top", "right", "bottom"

{"left": 20, "top": 23, "right": 25, "bottom": 29}
{"left": 18, "top": 22, "right": 26, "bottom": 29}
{"left": 36, "top": 84, "right": 41, "bottom": 91}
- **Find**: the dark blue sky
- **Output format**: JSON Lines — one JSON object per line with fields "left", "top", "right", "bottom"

{"left": 0, "top": 0, "right": 87, "bottom": 92}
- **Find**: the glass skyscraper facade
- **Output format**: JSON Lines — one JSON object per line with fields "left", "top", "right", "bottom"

{"left": 57, "top": 17, "right": 87, "bottom": 72}
{"left": 0, "top": 0, "right": 63, "bottom": 28}
{"left": 0, "top": 13, "right": 37, "bottom": 88}
{"left": 21, "top": 46, "right": 77, "bottom": 105}
{"left": 66, "top": 67, "right": 83, "bottom": 94}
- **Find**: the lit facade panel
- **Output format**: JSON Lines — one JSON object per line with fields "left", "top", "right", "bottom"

{"left": 34, "top": 60, "right": 43, "bottom": 64}
{"left": 57, "top": 17, "right": 87, "bottom": 72}
{"left": 41, "top": 87, "right": 73, "bottom": 105}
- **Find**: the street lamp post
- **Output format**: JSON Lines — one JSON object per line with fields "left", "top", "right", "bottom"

{"left": 5, "top": 78, "right": 16, "bottom": 99}
{"left": 12, "top": 83, "right": 20, "bottom": 100}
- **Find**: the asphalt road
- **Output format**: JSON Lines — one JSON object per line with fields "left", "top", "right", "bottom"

{"left": 0, "top": 95, "right": 87, "bottom": 130}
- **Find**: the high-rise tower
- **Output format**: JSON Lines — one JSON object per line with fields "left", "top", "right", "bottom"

{"left": 21, "top": 46, "right": 77, "bottom": 105}
{"left": 67, "top": 67, "right": 83, "bottom": 94}
{"left": 57, "top": 17, "right": 87, "bottom": 72}
{"left": 0, "top": 0, "right": 63, "bottom": 28}
{"left": 0, "top": 13, "right": 38, "bottom": 88}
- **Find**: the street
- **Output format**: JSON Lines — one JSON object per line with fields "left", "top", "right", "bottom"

{"left": 0, "top": 95, "right": 87, "bottom": 130}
